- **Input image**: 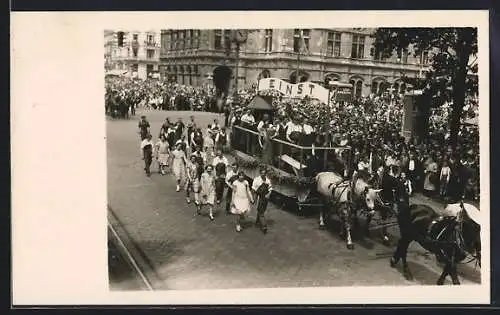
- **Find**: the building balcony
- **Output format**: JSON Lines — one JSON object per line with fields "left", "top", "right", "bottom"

{"left": 143, "top": 41, "right": 159, "bottom": 48}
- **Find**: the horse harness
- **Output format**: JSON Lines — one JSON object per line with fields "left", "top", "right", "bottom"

{"left": 327, "top": 180, "right": 351, "bottom": 206}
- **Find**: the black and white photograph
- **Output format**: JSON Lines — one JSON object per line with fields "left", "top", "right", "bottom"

{"left": 106, "top": 25, "right": 484, "bottom": 289}
{"left": 11, "top": 11, "right": 490, "bottom": 305}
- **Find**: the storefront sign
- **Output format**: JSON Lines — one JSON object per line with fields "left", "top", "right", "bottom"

{"left": 257, "top": 78, "right": 331, "bottom": 104}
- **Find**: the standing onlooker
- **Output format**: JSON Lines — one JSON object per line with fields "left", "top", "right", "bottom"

{"left": 230, "top": 171, "right": 254, "bottom": 232}
{"left": 423, "top": 156, "right": 438, "bottom": 197}
{"left": 251, "top": 168, "right": 273, "bottom": 234}
{"left": 439, "top": 160, "right": 452, "bottom": 199}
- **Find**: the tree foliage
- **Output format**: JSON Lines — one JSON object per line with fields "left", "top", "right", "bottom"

{"left": 372, "top": 28, "right": 478, "bottom": 148}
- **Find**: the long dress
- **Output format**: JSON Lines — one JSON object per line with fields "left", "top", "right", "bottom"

{"left": 231, "top": 180, "right": 252, "bottom": 215}
{"left": 200, "top": 172, "right": 216, "bottom": 205}
{"left": 424, "top": 161, "right": 438, "bottom": 192}
{"left": 157, "top": 140, "right": 170, "bottom": 166}
{"left": 171, "top": 149, "right": 187, "bottom": 181}
{"left": 186, "top": 161, "right": 200, "bottom": 192}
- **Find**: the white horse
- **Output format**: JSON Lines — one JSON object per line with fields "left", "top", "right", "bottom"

{"left": 316, "top": 172, "right": 354, "bottom": 249}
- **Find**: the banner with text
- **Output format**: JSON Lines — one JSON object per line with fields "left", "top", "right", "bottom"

{"left": 258, "top": 78, "right": 331, "bottom": 104}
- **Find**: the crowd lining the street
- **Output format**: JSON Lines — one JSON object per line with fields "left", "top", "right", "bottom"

{"left": 107, "top": 76, "right": 480, "bottom": 234}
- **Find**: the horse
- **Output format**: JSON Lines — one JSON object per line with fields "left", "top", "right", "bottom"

{"left": 316, "top": 172, "right": 354, "bottom": 249}
{"left": 390, "top": 201, "right": 481, "bottom": 285}
{"left": 350, "top": 176, "right": 383, "bottom": 236}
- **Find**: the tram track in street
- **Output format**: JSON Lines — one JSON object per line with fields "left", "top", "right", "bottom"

{"left": 107, "top": 205, "right": 160, "bottom": 291}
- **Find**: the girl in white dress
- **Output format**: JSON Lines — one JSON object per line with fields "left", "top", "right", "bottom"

{"left": 170, "top": 143, "right": 187, "bottom": 192}
{"left": 155, "top": 134, "right": 170, "bottom": 175}
{"left": 199, "top": 165, "right": 216, "bottom": 220}
{"left": 231, "top": 171, "right": 254, "bottom": 232}
{"left": 185, "top": 155, "right": 201, "bottom": 206}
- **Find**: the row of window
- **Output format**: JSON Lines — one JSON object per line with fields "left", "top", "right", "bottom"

{"left": 116, "top": 32, "right": 156, "bottom": 47}
{"left": 162, "top": 65, "right": 199, "bottom": 74}
{"left": 164, "top": 30, "right": 202, "bottom": 51}
{"left": 161, "top": 29, "right": 430, "bottom": 64}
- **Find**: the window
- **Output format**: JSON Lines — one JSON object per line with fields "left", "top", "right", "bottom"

{"left": 350, "top": 78, "right": 363, "bottom": 99}
{"left": 117, "top": 31, "right": 124, "bottom": 47}
{"left": 421, "top": 50, "right": 429, "bottom": 64}
{"left": 326, "top": 32, "right": 341, "bottom": 57}
{"left": 214, "top": 29, "right": 222, "bottom": 49}
{"left": 173, "top": 32, "right": 178, "bottom": 50}
{"left": 132, "top": 48, "right": 138, "bottom": 58}
{"left": 371, "top": 81, "right": 379, "bottom": 94}
{"left": 194, "top": 30, "right": 200, "bottom": 48}
{"left": 293, "top": 29, "right": 310, "bottom": 53}
{"left": 400, "top": 48, "right": 409, "bottom": 63}
{"left": 147, "top": 49, "right": 155, "bottom": 59}
{"left": 179, "top": 31, "right": 185, "bottom": 50}
{"left": 147, "top": 34, "right": 154, "bottom": 45}
{"left": 372, "top": 45, "right": 383, "bottom": 60}
{"left": 131, "top": 64, "right": 138, "bottom": 72}
{"left": 133, "top": 34, "right": 138, "bottom": 41}
{"left": 264, "top": 29, "right": 273, "bottom": 52}
{"left": 188, "top": 29, "right": 194, "bottom": 48}
{"left": 351, "top": 34, "right": 365, "bottom": 59}
{"left": 224, "top": 30, "right": 232, "bottom": 50}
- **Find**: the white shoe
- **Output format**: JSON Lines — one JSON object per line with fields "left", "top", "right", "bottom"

{"left": 176, "top": 185, "right": 180, "bottom": 192}
{"left": 209, "top": 213, "right": 214, "bottom": 221}
{"left": 236, "top": 225, "right": 242, "bottom": 232}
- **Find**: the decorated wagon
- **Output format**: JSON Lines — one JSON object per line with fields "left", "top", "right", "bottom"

{"left": 230, "top": 122, "right": 352, "bottom": 214}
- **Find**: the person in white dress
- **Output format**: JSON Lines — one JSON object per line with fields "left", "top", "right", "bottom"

{"left": 169, "top": 143, "right": 188, "bottom": 192}
{"left": 185, "top": 155, "right": 201, "bottom": 206}
{"left": 199, "top": 164, "right": 216, "bottom": 220}
{"left": 155, "top": 134, "right": 170, "bottom": 175}
{"left": 231, "top": 171, "right": 254, "bottom": 232}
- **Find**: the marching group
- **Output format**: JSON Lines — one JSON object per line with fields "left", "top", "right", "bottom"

{"left": 138, "top": 114, "right": 272, "bottom": 234}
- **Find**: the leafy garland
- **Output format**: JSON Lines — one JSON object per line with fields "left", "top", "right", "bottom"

{"left": 233, "top": 155, "right": 314, "bottom": 188}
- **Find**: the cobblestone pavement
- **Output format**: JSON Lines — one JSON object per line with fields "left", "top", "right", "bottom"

{"left": 107, "top": 109, "right": 481, "bottom": 290}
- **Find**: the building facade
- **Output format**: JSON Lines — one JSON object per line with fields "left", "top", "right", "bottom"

{"left": 104, "top": 30, "right": 161, "bottom": 80}
{"left": 159, "top": 28, "right": 431, "bottom": 98}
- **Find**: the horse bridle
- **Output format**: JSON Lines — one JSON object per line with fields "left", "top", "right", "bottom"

{"left": 454, "top": 201, "right": 481, "bottom": 267}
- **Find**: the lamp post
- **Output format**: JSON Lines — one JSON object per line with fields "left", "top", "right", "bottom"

{"left": 231, "top": 30, "right": 248, "bottom": 97}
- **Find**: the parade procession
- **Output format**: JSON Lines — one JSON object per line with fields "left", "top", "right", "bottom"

{"left": 106, "top": 28, "right": 482, "bottom": 290}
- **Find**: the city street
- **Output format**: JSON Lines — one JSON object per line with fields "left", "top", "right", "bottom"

{"left": 107, "top": 109, "right": 481, "bottom": 290}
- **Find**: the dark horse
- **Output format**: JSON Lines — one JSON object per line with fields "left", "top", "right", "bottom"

{"left": 390, "top": 201, "right": 481, "bottom": 285}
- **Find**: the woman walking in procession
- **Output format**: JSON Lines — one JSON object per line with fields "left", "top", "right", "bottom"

{"left": 186, "top": 154, "right": 201, "bottom": 206}
{"left": 199, "top": 165, "right": 216, "bottom": 220}
{"left": 140, "top": 134, "right": 154, "bottom": 177}
{"left": 230, "top": 171, "right": 254, "bottom": 232}
{"left": 170, "top": 143, "right": 188, "bottom": 192}
{"left": 155, "top": 134, "right": 170, "bottom": 175}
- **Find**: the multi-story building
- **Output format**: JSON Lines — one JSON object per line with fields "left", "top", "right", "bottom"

{"left": 104, "top": 30, "right": 161, "bottom": 80}
{"left": 159, "top": 28, "right": 431, "bottom": 98}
